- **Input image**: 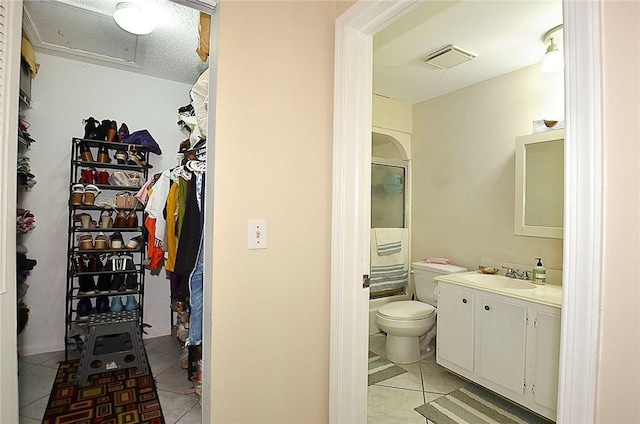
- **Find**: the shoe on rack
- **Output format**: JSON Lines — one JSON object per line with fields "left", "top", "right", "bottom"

{"left": 113, "top": 211, "right": 127, "bottom": 228}
{"left": 81, "top": 168, "right": 97, "bottom": 184}
{"left": 82, "top": 184, "right": 101, "bottom": 206}
{"left": 125, "top": 235, "right": 144, "bottom": 249}
{"left": 110, "top": 272, "right": 125, "bottom": 293}
{"left": 95, "top": 120, "right": 110, "bottom": 141}
{"left": 118, "top": 123, "right": 129, "bottom": 141}
{"left": 97, "top": 145, "right": 111, "bottom": 163}
{"left": 94, "top": 232, "right": 109, "bottom": 250}
{"left": 110, "top": 232, "right": 124, "bottom": 249}
{"left": 72, "top": 254, "right": 86, "bottom": 274}
{"left": 114, "top": 150, "right": 128, "bottom": 165}
{"left": 100, "top": 211, "right": 113, "bottom": 229}
{"left": 124, "top": 257, "right": 137, "bottom": 291}
{"left": 87, "top": 254, "right": 100, "bottom": 272}
{"left": 125, "top": 295, "right": 138, "bottom": 311}
{"left": 77, "top": 232, "right": 94, "bottom": 250}
{"left": 126, "top": 211, "right": 139, "bottom": 229}
{"left": 107, "top": 121, "right": 118, "bottom": 142}
{"left": 70, "top": 184, "right": 85, "bottom": 206}
{"left": 111, "top": 296, "right": 124, "bottom": 312}
{"left": 83, "top": 117, "right": 99, "bottom": 140}
{"left": 76, "top": 297, "right": 92, "bottom": 321}
{"left": 73, "top": 213, "right": 92, "bottom": 229}
{"left": 127, "top": 150, "right": 143, "bottom": 167}
{"left": 96, "top": 272, "right": 111, "bottom": 293}
{"left": 78, "top": 275, "right": 96, "bottom": 295}
{"left": 96, "top": 296, "right": 110, "bottom": 313}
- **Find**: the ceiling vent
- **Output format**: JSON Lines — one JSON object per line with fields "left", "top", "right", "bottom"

{"left": 421, "top": 44, "right": 476, "bottom": 70}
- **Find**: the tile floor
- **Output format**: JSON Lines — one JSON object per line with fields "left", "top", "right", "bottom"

{"left": 18, "top": 335, "right": 201, "bottom": 424}
{"left": 368, "top": 333, "right": 467, "bottom": 424}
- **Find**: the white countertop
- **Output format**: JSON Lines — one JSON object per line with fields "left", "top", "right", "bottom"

{"left": 435, "top": 271, "right": 563, "bottom": 308}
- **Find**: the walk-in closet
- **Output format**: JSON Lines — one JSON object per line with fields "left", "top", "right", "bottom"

{"left": 15, "top": 1, "right": 215, "bottom": 422}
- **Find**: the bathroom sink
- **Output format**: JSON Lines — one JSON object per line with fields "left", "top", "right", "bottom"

{"left": 463, "top": 274, "right": 538, "bottom": 290}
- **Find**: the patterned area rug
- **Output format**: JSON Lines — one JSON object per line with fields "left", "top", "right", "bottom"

{"left": 415, "top": 383, "right": 553, "bottom": 424}
{"left": 42, "top": 360, "right": 164, "bottom": 424}
{"left": 368, "top": 351, "right": 407, "bottom": 386}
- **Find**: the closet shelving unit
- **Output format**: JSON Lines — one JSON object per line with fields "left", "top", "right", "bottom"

{"left": 64, "top": 138, "right": 150, "bottom": 357}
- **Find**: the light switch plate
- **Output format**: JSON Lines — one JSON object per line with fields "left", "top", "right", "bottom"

{"left": 248, "top": 219, "right": 267, "bottom": 249}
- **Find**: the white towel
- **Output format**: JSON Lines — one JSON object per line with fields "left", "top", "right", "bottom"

{"left": 373, "top": 228, "right": 405, "bottom": 256}
{"left": 370, "top": 229, "right": 409, "bottom": 292}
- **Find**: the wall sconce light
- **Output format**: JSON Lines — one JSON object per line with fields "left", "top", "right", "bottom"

{"left": 113, "top": 2, "right": 157, "bottom": 35}
{"left": 540, "top": 24, "right": 564, "bottom": 73}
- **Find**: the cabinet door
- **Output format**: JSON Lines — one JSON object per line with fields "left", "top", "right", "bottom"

{"left": 531, "top": 307, "right": 561, "bottom": 412}
{"left": 437, "top": 284, "right": 475, "bottom": 372}
{"left": 478, "top": 295, "right": 527, "bottom": 397}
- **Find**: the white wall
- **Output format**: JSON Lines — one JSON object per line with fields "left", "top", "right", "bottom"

{"left": 19, "top": 53, "right": 195, "bottom": 354}
{"left": 411, "top": 64, "right": 564, "bottom": 273}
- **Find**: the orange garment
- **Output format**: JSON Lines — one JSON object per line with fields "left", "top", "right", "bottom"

{"left": 164, "top": 181, "right": 180, "bottom": 272}
{"left": 145, "top": 216, "right": 164, "bottom": 270}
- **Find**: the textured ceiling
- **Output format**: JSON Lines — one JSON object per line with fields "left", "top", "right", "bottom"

{"left": 23, "top": 0, "right": 210, "bottom": 85}
{"left": 374, "top": 1, "right": 563, "bottom": 104}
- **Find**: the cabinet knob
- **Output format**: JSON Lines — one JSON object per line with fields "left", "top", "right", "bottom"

{"left": 484, "top": 305, "right": 490, "bottom": 311}
{"left": 462, "top": 298, "right": 468, "bottom": 304}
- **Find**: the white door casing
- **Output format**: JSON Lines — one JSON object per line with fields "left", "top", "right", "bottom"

{"left": 0, "top": 0, "right": 23, "bottom": 421}
{"left": 330, "top": 1, "right": 603, "bottom": 423}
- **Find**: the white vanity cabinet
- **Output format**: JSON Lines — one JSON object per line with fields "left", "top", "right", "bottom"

{"left": 436, "top": 284, "right": 475, "bottom": 372}
{"left": 436, "top": 281, "right": 560, "bottom": 421}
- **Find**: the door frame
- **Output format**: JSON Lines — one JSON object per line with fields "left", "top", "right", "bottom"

{"left": 330, "top": 1, "right": 603, "bottom": 423}
{"left": 0, "top": 0, "right": 22, "bottom": 422}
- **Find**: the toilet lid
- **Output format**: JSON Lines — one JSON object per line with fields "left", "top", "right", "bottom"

{"left": 377, "top": 301, "right": 436, "bottom": 321}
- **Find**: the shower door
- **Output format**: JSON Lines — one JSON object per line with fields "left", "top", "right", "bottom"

{"left": 371, "top": 161, "right": 408, "bottom": 229}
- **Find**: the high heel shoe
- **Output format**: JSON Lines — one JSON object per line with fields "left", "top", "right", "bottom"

{"left": 80, "top": 142, "right": 94, "bottom": 162}
{"left": 126, "top": 210, "right": 139, "bottom": 228}
{"left": 82, "top": 184, "right": 101, "bottom": 205}
{"left": 114, "top": 210, "right": 127, "bottom": 228}
{"left": 70, "top": 184, "right": 85, "bottom": 206}
{"left": 97, "top": 145, "right": 111, "bottom": 163}
{"left": 100, "top": 211, "right": 113, "bottom": 229}
{"left": 118, "top": 123, "right": 129, "bottom": 141}
{"left": 77, "top": 232, "right": 94, "bottom": 250}
{"left": 94, "top": 232, "right": 109, "bottom": 250}
{"left": 73, "top": 213, "right": 92, "bottom": 229}
{"left": 114, "top": 150, "right": 128, "bottom": 165}
{"left": 107, "top": 120, "right": 118, "bottom": 142}
{"left": 127, "top": 150, "right": 144, "bottom": 167}
{"left": 83, "top": 117, "right": 99, "bottom": 140}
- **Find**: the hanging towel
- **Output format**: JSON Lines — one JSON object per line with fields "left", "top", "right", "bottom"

{"left": 374, "top": 228, "right": 404, "bottom": 256}
{"left": 370, "top": 228, "right": 409, "bottom": 293}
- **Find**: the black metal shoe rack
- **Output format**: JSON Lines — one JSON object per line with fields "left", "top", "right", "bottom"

{"left": 64, "top": 138, "right": 150, "bottom": 359}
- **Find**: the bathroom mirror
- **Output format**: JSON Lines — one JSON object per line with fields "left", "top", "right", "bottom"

{"left": 514, "top": 129, "right": 564, "bottom": 238}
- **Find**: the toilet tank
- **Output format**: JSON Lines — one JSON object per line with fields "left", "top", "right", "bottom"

{"left": 412, "top": 262, "right": 468, "bottom": 305}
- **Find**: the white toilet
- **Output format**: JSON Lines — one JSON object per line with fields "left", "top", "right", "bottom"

{"left": 374, "top": 261, "right": 467, "bottom": 364}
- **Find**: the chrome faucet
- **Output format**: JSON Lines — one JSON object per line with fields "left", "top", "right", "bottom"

{"left": 502, "top": 267, "right": 519, "bottom": 278}
{"left": 519, "top": 270, "right": 531, "bottom": 280}
{"left": 502, "top": 267, "right": 532, "bottom": 280}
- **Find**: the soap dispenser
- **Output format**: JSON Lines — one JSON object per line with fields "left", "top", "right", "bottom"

{"left": 533, "top": 257, "right": 546, "bottom": 284}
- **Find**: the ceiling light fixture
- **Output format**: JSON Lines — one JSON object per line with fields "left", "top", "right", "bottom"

{"left": 540, "top": 24, "right": 564, "bottom": 73}
{"left": 113, "top": 2, "right": 156, "bottom": 35}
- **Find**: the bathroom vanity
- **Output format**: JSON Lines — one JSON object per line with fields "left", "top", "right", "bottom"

{"left": 435, "top": 272, "right": 562, "bottom": 421}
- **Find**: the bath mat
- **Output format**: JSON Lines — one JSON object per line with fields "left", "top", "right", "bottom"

{"left": 368, "top": 351, "right": 407, "bottom": 386}
{"left": 415, "top": 383, "right": 553, "bottom": 424}
{"left": 42, "top": 360, "right": 164, "bottom": 424}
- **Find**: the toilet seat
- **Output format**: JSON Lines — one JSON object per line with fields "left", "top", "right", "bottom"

{"left": 377, "top": 301, "right": 436, "bottom": 321}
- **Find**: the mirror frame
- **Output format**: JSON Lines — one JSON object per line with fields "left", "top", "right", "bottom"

{"left": 515, "top": 129, "right": 565, "bottom": 239}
